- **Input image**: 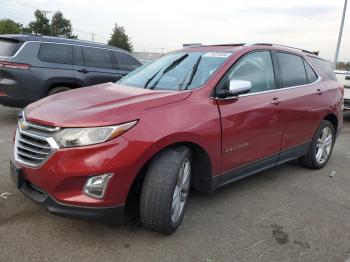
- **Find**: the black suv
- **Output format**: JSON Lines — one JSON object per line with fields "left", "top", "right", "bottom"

{"left": 0, "top": 34, "right": 141, "bottom": 107}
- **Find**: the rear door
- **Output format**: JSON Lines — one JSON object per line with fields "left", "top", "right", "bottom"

{"left": 271, "top": 51, "right": 323, "bottom": 159}
{"left": 216, "top": 50, "right": 284, "bottom": 174}
{"left": 73, "top": 46, "right": 124, "bottom": 86}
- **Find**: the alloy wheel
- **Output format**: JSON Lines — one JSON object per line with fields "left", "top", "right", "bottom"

{"left": 171, "top": 159, "right": 191, "bottom": 223}
{"left": 315, "top": 126, "right": 333, "bottom": 164}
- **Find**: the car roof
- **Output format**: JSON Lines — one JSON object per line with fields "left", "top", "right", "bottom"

{"left": 182, "top": 43, "right": 322, "bottom": 60}
{"left": 0, "top": 34, "right": 128, "bottom": 53}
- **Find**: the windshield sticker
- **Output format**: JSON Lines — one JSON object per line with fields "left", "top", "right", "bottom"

{"left": 203, "top": 52, "right": 231, "bottom": 58}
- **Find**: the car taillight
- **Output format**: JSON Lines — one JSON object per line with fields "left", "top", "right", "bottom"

{"left": 0, "top": 91, "right": 7, "bottom": 96}
{"left": 0, "top": 61, "right": 30, "bottom": 70}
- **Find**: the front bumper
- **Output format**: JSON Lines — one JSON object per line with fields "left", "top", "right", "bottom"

{"left": 20, "top": 178, "right": 125, "bottom": 225}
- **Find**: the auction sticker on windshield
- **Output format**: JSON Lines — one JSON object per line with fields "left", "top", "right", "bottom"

{"left": 203, "top": 52, "right": 231, "bottom": 58}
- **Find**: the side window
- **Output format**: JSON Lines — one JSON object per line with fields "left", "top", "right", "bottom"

{"left": 82, "top": 47, "right": 113, "bottom": 69}
{"left": 113, "top": 51, "right": 141, "bottom": 71}
{"left": 303, "top": 60, "right": 318, "bottom": 83}
{"left": 38, "top": 43, "right": 72, "bottom": 64}
{"left": 225, "top": 51, "right": 275, "bottom": 93}
{"left": 276, "top": 52, "right": 307, "bottom": 88}
{"left": 73, "top": 46, "right": 84, "bottom": 66}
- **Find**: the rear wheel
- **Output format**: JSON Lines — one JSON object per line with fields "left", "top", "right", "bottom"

{"left": 47, "top": 86, "right": 71, "bottom": 96}
{"left": 140, "top": 146, "right": 191, "bottom": 234}
{"left": 300, "top": 120, "right": 335, "bottom": 169}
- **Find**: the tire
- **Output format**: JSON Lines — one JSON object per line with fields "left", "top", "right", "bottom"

{"left": 300, "top": 120, "right": 335, "bottom": 169}
{"left": 47, "top": 86, "right": 71, "bottom": 96}
{"left": 140, "top": 146, "right": 192, "bottom": 234}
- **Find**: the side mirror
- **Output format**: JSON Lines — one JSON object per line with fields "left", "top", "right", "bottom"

{"left": 229, "top": 80, "right": 252, "bottom": 95}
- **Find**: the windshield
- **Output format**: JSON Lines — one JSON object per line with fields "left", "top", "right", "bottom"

{"left": 118, "top": 51, "right": 232, "bottom": 90}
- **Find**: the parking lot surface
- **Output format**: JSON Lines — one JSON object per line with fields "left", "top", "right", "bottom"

{"left": 1, "top": 105, "right": 350, "bottom": 262}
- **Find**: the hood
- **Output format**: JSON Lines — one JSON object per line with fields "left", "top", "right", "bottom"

{"left": 25, "top": 83, "right": 191, "bottom": 127}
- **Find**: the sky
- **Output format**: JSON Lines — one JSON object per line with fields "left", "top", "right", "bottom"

{"left": 1, "top": 0, "right": 349, "bottom": 61}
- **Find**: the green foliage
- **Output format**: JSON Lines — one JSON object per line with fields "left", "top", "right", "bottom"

{"left": 50, "top": 11, "right": 77, "bottom": 39}
{"left": 25, "top": 10, "right": 77, "bottom": 39}
{"left": 28, "top": 10, "right": 50, "bottom": 35}
{"left": 0, "top": 19, "right": 23, "bottom": 34}
{"left": 108, "top": 23, "right": 133, "bottom": 52}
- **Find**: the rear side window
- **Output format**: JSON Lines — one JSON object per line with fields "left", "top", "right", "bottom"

{"left": 82, "top": 47, "right": 113, "bottom": 69}
{"left": 303, "top": 60, "right": 318, "bottom": 83}
{"left": 276, "top": 52, "right": 307, "bottom": 88}
{"left": 309, "top": 57, "right": 337, "bottom": 80}
{"left": 0, "top": 39, "right": 23, "bottom": 57}
{"left": 113, "top": 51, "right": 141, "bottom": 71}
{"left": 38, "top": 43, "right": 73, "bottom": 64}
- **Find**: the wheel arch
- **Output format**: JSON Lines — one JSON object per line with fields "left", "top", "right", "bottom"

{"left": 42, "top": 78, "right": 81, "bottom": 97}
{"left": 124, "top": 140, "right": 215, "bottom": 216}
{"left": 323, "top": 113, "right": 338, "bottom": 131}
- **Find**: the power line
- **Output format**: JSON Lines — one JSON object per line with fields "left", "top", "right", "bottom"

{"left": 3, "top": 0, "right": 107, "bottom": 42}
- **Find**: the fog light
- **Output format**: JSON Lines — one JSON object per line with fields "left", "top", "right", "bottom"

{"left": 83, "top": 173, "right": 113, "bottom": 199}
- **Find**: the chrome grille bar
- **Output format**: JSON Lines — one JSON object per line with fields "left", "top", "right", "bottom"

{"left": 14, "top": 119, "right": 60, "bottom": 168}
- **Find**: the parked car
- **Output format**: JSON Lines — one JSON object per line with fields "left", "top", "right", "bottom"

{"left": 10, "top": 43, "right": 343, "bottom": 234}
{"left": 334, "top": 70, "right": 350, "bottom": 110}
{"left": 0, "top": 34, "right": 141, "bottom": 108}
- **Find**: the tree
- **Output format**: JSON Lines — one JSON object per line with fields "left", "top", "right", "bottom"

{"left": 336, "top": 61, "right": 350, "bottom": 71}
{"left": 50, "top": 11, "right": 77, "bottom": 39}
{"left": 108, "top": 23, "right": 133, "bottom": 52}
{"left": 28, "top": 10, "right": 50, "bottom": 35}
{"left": 0, "top": 19, "right": 22, "bottom": 34}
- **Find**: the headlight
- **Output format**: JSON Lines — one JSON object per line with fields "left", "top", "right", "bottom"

{"left": 54, "top": 120, "right": 137, "bottom": 148}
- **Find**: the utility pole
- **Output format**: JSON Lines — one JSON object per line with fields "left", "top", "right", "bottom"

{"left": 91, "top": 33, "right": 96, "bottom": 42}
{"left": 38, "top": 10, "right": 52, "bottom": 18}
{"left": 334, "top": 0, "right": 348, "bottom": 68}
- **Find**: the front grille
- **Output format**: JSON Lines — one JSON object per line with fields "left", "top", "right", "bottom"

{"left": 14, "top": 120, "right": 60, "bottom": 167}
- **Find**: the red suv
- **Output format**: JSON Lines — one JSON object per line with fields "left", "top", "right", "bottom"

{"left": 10, "top": 43, "right": 343, "bottom": 234}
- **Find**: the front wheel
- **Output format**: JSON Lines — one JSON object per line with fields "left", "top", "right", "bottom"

{"left": 140, "top": 146, "right": 192, "bottom": 234}
{"left": 300, "top": 120, "right": 335, "bottom": 169}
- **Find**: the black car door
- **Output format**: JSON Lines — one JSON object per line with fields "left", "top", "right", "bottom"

{"left": 73, "top": 45, "right": 125, "bottom": 86}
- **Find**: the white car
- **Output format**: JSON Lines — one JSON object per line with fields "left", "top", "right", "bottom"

{"left": 334, "top": 70, "right": 350, "bottom": 111}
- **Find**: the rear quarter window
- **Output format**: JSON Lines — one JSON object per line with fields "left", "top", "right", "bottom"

{"left": 113, "top": 51, "right": 141, "bottom": 71}
{"left": 0, "top": 39, "right": 23, "bottom": 57}
{"left": 309, "top": 57, "right": 337, "bottom": 81}
{"left": 38, "top": 43, "right": 73, "bottom": 64}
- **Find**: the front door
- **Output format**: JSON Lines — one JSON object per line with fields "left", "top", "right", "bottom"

{"left": 215, "top": 51, "right": 284, "bottom": 173}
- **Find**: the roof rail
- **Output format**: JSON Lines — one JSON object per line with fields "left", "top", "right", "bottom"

{"left": 210, "top": 43, "right": 246, "bottom": 46}
{"left": 244, "top": 42, "right": 319, "bottom": 56}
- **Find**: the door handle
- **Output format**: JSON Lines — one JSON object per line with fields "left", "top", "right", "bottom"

{"left": 316, "top": 88, "right": 323, "bottom": 95}
{"left": 78, "top": 69, "right": 89, "bottom": 73}
{"left": 271, "top": 98, "right": 282, "bottom": 105}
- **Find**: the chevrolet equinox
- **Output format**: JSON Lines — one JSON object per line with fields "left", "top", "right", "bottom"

{"left": 10, "top": 43, "right": 343, "bottom": 234}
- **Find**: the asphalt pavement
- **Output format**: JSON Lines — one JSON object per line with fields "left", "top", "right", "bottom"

{"left": 1, "top": 105, "right": 350, "bottom": 262}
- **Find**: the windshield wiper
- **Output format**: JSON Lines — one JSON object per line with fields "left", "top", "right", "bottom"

{"left": 143, "top": 69, "right": 162, "bottom": 88}
{"left": 182, "top": 55, "right": 202, "bottom": 90}
{"left": 149, "top": 53, "right": 189, "bottom": 90}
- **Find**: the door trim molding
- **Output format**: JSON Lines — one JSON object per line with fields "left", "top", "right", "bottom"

{"left": 212, "top": 141, "right": 311, "bottom": 190}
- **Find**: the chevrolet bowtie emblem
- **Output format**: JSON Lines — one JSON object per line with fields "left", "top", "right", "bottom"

{"left": 19, "top": 120, "right": 29, "bottom": 130}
